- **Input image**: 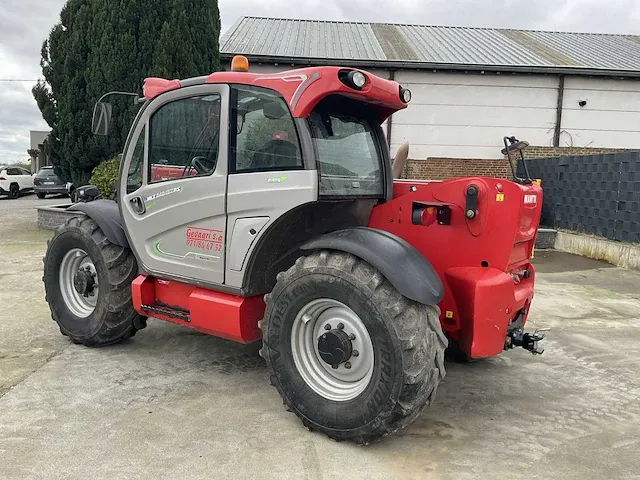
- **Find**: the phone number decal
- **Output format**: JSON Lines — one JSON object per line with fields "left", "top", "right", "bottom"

{"left": 185, "top": 226, "right": 223, "bottom": 251}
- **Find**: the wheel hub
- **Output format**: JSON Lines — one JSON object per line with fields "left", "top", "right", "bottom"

{"left": 290, "top": 298, "right": 374, "bottom": 402}
{"left": 318, "top": 329, "right": 352, "bottom": 366}
{"left": 73, "top": 267, "right": 96, "bottom": 297}
{"left": 59, "top": 248, "right": 99, "bottom": 318}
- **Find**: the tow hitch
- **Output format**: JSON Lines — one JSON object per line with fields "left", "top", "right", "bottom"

{"left": 505, "top": 328, "right": 549, "bottom": 355}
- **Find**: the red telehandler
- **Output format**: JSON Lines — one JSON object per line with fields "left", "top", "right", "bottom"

{"left": 43, "top": 56, "right": 545, "bottom": 444}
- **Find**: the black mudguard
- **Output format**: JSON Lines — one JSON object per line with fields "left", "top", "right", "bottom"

{"left": 68, "top": 199, "right": 129, "bottom": 248}
{"left": 301, "top": 227, "right": 444, "bottom": 305}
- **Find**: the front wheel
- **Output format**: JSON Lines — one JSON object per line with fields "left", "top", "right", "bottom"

{"left": 43, "top": 216, "right": 146, "bottom": 346}
{"left": 259, "top": 251, "right": 447, "bottom": 444}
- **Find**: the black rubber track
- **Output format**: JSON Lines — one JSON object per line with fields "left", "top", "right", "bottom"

{"left": 259, "top": 250, "right": 447, "bottom": 444}
{"left": 43, "top": 215, "right": 146, "bottom": 346}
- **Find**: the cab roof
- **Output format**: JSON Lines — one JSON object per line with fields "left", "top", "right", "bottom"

{"left": 142, "top": 65, "right": 409, "bottom": 122}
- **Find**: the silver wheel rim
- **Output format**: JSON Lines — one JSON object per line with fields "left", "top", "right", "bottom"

{"left": 291, "top": 298, "right": 374, "bottom": 402}
{"left": 59, "top": 248, "right": 99, "bottom": 318}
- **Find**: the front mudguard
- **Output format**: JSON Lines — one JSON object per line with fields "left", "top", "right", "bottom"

{"left": 444, "top": 265, "right": 535, "bottom": 358}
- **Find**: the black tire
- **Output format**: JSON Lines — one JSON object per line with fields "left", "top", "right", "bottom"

{"left": 9, "top": 183, "right": 19, "bottom": 199}
{"left": 43, "top": 215, "right": 146, "bottom": 346}
{"left": 37, "top": 192, "right": 47, "bottom": 199}
{"left": 259, "top": 250, "right": 447, "bottom": 444}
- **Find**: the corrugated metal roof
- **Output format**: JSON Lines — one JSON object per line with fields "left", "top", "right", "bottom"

{"left": 220, "top": 17, "right": 640, "bottom": 76}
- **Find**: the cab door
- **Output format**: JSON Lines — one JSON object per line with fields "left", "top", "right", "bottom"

{"left": 119, "top": 84, "right": 230, "bottom": 287}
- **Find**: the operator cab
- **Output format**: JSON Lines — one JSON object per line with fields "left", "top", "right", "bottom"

{"left": 90, "top": 57, "right": 409, "bottom": 295}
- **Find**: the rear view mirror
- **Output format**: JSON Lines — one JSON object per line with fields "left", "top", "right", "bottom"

{"left": 92, "top": 101, "right": 112, "bottom": 135}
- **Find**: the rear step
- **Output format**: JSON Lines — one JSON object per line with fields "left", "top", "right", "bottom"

{"left": 140, "top": 302, "right": 190, "bottom": 322}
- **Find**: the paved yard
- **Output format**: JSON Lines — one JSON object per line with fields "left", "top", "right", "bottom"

{"left": 1, "top": 195, "right": 640, "bottom": 480}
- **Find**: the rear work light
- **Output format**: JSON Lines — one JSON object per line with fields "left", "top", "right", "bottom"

{"left": 399, "top": 86, "right": 411, "bottom": 103}
{"left": 338, "top": 69, "right": 367, "bottom": 90}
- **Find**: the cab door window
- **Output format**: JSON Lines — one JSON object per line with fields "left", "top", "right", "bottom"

{"left": 232, "top": 86, "right": 302, "bottom": 173}
{"left": 148, "top": 94, "right": 221, "bottom": 183}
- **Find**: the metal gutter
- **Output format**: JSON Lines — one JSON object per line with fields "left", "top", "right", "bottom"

{"left": 220, "top": 53, "right": 640, "bottom": 79}
{"left": 553, "top": 75, "right": 565, "bottom": 147}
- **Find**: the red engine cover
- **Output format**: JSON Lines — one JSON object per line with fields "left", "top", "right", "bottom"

{"left": 368, "top": 177, "right": 542, "bottom": 358}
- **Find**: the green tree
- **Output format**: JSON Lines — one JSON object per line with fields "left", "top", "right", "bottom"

{"left": 33, "top": 0, "right": 221, "bottom": 186}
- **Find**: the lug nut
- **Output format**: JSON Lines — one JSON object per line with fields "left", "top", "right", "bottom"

{"left": 331, "top": 364, "right": 339, "bottom": 369}
{"left": 324, "top": 324, "right": 331, "bottom": 330}
{"left": 349, "top": 333, "right": 356, "bottom": 340}
{"left": 344, "top": 362, "right": 351, "bottom": 369}
{"left": 352, "top": 350, "right": 359, "bottom": 357}
{"left": 337, "top": 323, "right": 344, "bottom": 330}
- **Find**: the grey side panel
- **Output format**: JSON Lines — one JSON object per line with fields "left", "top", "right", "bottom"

{"left": 301, "top": 227, "right": 444, "bottom": 305}
{"left": 225, "top": 170, "right": 318, "bottom": 288}
{"left": 69, "top": 200, "right": 129, "bottom": 248}
{"left": 228, "top": 217, "right": 269, "bottom": 271}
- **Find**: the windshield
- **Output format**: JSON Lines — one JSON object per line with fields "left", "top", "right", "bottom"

{"left": 308, "top": 96, "right": 383, "bottom": 197}
{"left": 36, "top": 167, "right": 54, "bottom": 178}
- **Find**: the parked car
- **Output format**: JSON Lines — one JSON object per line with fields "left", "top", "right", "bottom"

{"left": 0, "top": 165, "right": 34, "bottom": 199}
{"left": 34, "top": 166, "right": 71, "bottom": 199}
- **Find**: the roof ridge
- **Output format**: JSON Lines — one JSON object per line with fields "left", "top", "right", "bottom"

{"left": 236, "top": 15, "right": 637, "bottom": 37}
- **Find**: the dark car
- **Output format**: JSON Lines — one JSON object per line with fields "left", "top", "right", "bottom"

{"left": 34, "top": 166, "right": 70, "bottom": 199}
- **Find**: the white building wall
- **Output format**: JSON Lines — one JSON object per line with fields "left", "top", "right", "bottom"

{"left": 560, "top": 77, "right": 640, "bottom": 149}
{"left": 391, "top": 71, "right": 559, "bottom": 159}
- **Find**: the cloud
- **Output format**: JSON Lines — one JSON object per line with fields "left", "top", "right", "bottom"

{"left": 1, "top": 0, "right": 639, "bottom": 164}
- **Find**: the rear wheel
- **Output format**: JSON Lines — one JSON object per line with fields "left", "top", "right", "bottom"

{"left": 9, "top": 183, "right": 19, "bottom": 199}
{"left": 37, "top": 192, "right": 46, "bottom": 199}
{"left": 259, "top": 250, "right": 447, "bottom": 444}
{"left": 43, "top": 216, "right": 146, "bottom": 346}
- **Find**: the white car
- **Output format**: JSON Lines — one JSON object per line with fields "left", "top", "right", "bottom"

{"left": 0, "top": 165, "right": 34, "bottom": 199}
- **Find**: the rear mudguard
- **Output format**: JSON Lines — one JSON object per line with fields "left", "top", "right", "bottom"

{"left": 68, "top": 199, "right": 129, "bottom": 248}
{"left": 301, "top": 227, "right": 444, "bottom": 305}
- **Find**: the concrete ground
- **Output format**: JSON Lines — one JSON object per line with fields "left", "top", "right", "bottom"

{"left": 1, "top": 195, "right": 640, "bottom": 480}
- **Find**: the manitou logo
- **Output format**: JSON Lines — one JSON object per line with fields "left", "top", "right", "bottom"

{"left": 524, "top": 194, "right": 537, "bottom": 205}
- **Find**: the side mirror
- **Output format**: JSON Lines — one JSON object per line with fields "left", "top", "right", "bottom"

{"left": 76, "top": 185, "right": 101, "bottom": 203}
{"left": 91, "top": 101, "right": 112, "bottom": 135}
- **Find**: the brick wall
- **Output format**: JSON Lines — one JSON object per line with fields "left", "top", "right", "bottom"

{"left": 401, "top": 146, "right": 639, "bottom": 180}
{"left": 37, "top": 206, "right": 81, "bottom": 230}
{"left": 523, "top": 146, "right": 633, "bottom": 159}
{"left": 402, "top": 158, "right": 511, "bottom": 180}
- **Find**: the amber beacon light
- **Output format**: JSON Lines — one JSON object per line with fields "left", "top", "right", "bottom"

{"left": 231, "top": 55, "right": 249, "bottom": 72}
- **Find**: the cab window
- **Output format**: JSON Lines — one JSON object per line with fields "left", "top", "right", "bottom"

{"left": 231, "top": 86, "right": 302, "bottom": 173}
{"left": 148, "top": 94, "right": 221, "bottom": 183}
{"left": 308, "top": 95, "right": 384, "bottom": 197}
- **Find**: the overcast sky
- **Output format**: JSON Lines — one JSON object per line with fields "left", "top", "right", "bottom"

{"left": 1, "top": 0, "right": 640, "bottom": 165}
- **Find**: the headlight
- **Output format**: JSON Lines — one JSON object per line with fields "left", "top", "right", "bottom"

{"left": 400, "top": 87, "right": 411, "bottom": 103}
